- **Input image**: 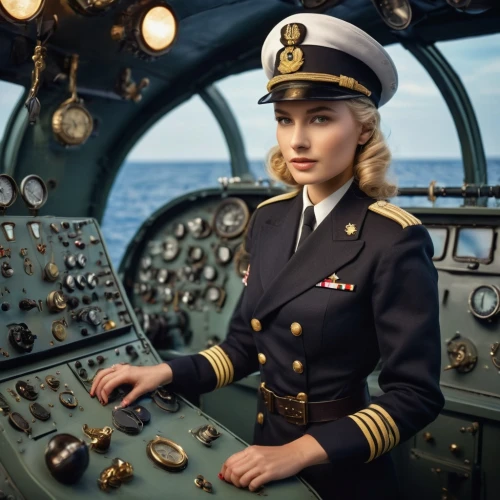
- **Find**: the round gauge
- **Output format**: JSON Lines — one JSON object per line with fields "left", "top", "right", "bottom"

{"left": 20, "top": 175, "right": 48, "bottom": 210}
{"left": 76, "top": 253, "right": 87, "bottom": 268}
{"left": 173, "top": 223, "right": 186, "bottom": 239}
{"left": 213, "top": 198, "right": 250, "bottom": 239}
{"left": 52, "top": 102, "right": 93, "bottom": 146}
{"left": 216, "top": 245, "right": 233, "bottom": 265}
{"left": 63, "top": 275, "right": 76, "bottom": 292}
{"left": 157, "top": 268, "right": 169, "bottom": 284}
{"left": 206, "top": 286, "right": 221, "bottom": 303}
{"left": 187, "top": 217, "right": 211, "bottom": 239}
{"left": 164, "top": 287, "right": 174, "bottom": 304}
{"left": 469, "top": 285, "right": 500, "bottom": 319}
{"left": 147, "top": 241, "right": 162, "bottom": 256}
{"left": 141, "top": 256, "right": 152, "bottom": 270}
{"left": 75, "top": 275, "right": 87, "bottom": 290}
{"left": 234, "top": 243, "right": 250, "bottom": 277}
{"left": 163, "top": 236, "right": 179, "bottom": 262}
{"left": 203, "top": 266, "right": 217, "bottom": 282}
{"left": 146, "top": 436, "right": 188, "bottom": 472}
{"left": 0, "top": 174, "right": 18, "bottom": 209}
{"left": 188, "top": 246, "right": 204, "bottom": 263}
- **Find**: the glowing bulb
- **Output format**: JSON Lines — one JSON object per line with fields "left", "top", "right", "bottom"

{"left": 0, "top": 0, "right": 44, "bottom": 21}
{"left": 141, "top": 6, "right": 176, "bottom": 52}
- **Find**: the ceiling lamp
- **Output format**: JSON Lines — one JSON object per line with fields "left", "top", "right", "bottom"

{"left": 68, "top": 0, "right": 118, "bottom": 16}
{"left": 370, "top": 0, "right": 412, "bottom": 30}
{"left": 446, "top": 0, "right": 495, "bottom": 14}
{"left": 0, "top": 0, "right": 45, "bottom": 23}
{"left": 111, "top": 0, "right": 178, "bottom": 60}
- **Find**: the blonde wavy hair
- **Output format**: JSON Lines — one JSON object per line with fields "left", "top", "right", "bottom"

{"left": 266, "top": 97, "right": 398, "bottom": 200}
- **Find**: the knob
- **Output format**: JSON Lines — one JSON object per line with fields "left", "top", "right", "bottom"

{"left": 85, "top": 273, "right": 97, "bottom": 289}
{"left": 43, "top": 262, "right": 59, "bottom": 282}
{"left": 449, "top": 443, "right": 459, "bottom": 455}
{"left": 76, "top": 253, "right": 87, "bottom": 268}
{"left": 96, "top": 355, "right": 105, "bottom": 365}
{"left": 19, "top": 299, "right": 38, "bottom": 311}
{"left": 76, "top": 307, "right": 102, "bottom": 327}
{"left": 125, "top": 345, "right": 139, "bottom": 361}
{"left": 8, "top": 323, "right": 37, "bottom": 353}
{"left": 423, "top": 432, "right": 434, "bottom": 443}
{"left": 445, "top": 335, "right": 477, "bottom": 373}
{"left": 46, "top": 291, "right": 67, "bottom": 313}
{"left": 67, "top": 297, "right": 80, "bottom": 309}
{"left": 75, "top": 275, "right": 86, "bottom": 290}
{"left": 1, "top": 262, "right": 14, "bottom": 278}
{"left": 65, "top": 255, "right": 76, "bottom": 269}
{"left": 63, "top": 275, "right": 76, "bottom": 292}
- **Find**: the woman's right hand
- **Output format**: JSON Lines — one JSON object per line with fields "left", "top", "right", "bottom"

{"left": 90, "top": 363, "right": 173, "bottom": 407}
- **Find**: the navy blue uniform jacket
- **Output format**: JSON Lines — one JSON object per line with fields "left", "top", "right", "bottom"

{"left": 167, "top": 181, "right": 444, "bottom": 498}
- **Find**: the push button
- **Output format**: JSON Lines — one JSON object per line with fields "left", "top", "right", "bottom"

{"left": 251, "top": 319, "right": 262, "bottom": 332}
{"left": 290, "top": 322, "right": 302, "bottom": 336}
{"left": 258, "top": 353, "right": 267, "bottom": 365}
{"left": 292, "top": 361, "right": 304, "bottom": 374}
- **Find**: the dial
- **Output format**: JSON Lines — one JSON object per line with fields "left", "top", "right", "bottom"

{"left": 63, "top": 275, "right": 76, "bottom": 292}
{"left": 0, "top": 174, "right": 18, "bottom": 208}
{"left": 216, "top": 245, "right": 232, "bottom": 264}
{"left": 52, "top": 103, "right": 93, "bottom": 146}
{"left": 187, "top": 217, "right": 211, "bottom": 239}
{"left": 203, "top": 266, "right": 217, "bottom": 281}
{"left": 206, "top": 286, "right": 221, "bottom": 303}
{"left": 146, "top": 436, "right": 188, "bottom": 472}
{"left": 75, "top": 275, "right": 87, "bottom": 290}
{"left": 65, "top": 255, "right": 77, "bottom": 269}
{"left": 20, "top": 175, "right": 48, "bottom": 210}
{"left": 469, "top": 285, "right": 500, "bottom": 319}
{"left": 86, "top": 273, "right": 98, "bottom": 289}
{"left": 76, "top": 253, "right": 87, "bottom": 268}
{"left": 188, "top": 246, "right": 204, "bottom": 263}
{"left": 163, "top": 236, "right": 179, "bottom": 262}
{"left": 173, "top": 223, "right": 186, "bottom": 239}
{"left": 213, "top": 198, "right": 250, "bottom": 239}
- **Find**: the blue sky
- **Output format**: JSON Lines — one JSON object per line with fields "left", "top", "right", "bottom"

{"left": 1, "top": 33, "right": 498, "bottom": 161}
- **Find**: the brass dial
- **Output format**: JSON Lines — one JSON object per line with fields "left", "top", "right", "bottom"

{"left": 52, "top": 102, "right": 93, "bottom": 146}
{"left": 146, "top": 436, "right": 188, "bottom": 472}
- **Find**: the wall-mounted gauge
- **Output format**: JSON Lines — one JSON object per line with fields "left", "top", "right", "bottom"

{"left": 187, "top": 217, "right": 211, "bottom": 239}
{"left": 0, "top": 174, "right": 18, "bottom": 211}
{"left": 163, "top": 236, "right": 179, "bottom": 262}
{"left": 20, "top": 175, "right": 48, "bottom": 212}
{"left": 468, "top": 285, "right": 500, "bottom": 319}
{"left": 213, "top": 198, "right": 250, "bottom": 239}
{"left": 52, "top": 102, "right": 94, "bottom": 146}
{"left": 215, "top": 245, "right": 233, "bottom": 265}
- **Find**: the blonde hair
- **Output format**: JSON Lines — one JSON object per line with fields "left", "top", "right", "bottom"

{"left": 265, "top": 97, "right": 398, "bottom": 200}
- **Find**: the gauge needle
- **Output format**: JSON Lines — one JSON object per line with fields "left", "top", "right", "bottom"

{"left": 480, "top": 292, "right": 485, "bottom": 309}
{"left": 26, "top": 187, "right": 41, "bottom": 202}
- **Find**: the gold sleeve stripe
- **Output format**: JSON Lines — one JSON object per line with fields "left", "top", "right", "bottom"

{"left": 368, "top": 406, "right": 397, "bottom": 453}
{"left": 212, "top": 346, "right": 234, "bottom": 384}
{"left": 360, "top": 409, "right": 391, "bottom": 456}
{"left": 354, "top": 412, "right": 383, "bottom": 459}
{"left": 369, "top": 404, "right": 401, "bottom": 445}
{"left": 209, "top": 347, "right": 230, "bottom": 388}
{"left": 348, "top": 414, "right": 376, "bottom": 463}
{"left": 199, "top": 349, "right": 226, "bottom": 389}
{"left": 257, "top": 190, "right": 300, "bottom": 209}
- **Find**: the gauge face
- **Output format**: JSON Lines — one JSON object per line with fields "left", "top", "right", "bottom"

{"left": 206, "top": 286, "right": 221, "bottom": 302}
{"left": 163, "top": 236, "right": 179, "bottom": 262}
{"left": 52, "top": 103, "right": 93, "bottom": 146}
{"left": 188, "top": 246, "right": 204, "bottom": 262}
{"left": 20, "top": 175, "right": 48, "bottom": 210}
{"left": 187, "top": 217, "right": 211, "bottom": 239}
{"left": 213, "top": 198, "right": 250, "bottom": 239}
{"left": 469, "top": 285, "right": 500, "bottom": 319}
{"left": 173, "top": 223, "right": 186, "bottom": 239}
{"left": 203, "top": 266, "right": 217, "bottom": 281}
{"left": 216, "top": 245, "right": 232, "bottom": 264}
{"left": 0, "top": 174, "right": 18, "bottom": 208}
{"left": 147, "top": 437, "right": 188, "bottom": 472}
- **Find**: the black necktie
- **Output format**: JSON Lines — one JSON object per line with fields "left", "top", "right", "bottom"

{"left": 297, "top": 205, "right": 316, "bottom": 250}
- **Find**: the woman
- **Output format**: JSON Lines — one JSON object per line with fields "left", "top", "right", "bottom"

{"left": 91, "top": 13, "right": 444, "bottom": 499}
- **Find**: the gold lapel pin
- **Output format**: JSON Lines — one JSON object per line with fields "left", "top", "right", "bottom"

{"left": 328, "top": 273, "right": 340, "bottom": 283}
{"left": 345, "top": 223, "right": 357, "bottom": 236}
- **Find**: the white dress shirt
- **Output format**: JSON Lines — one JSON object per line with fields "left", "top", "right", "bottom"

{"left": 294, "top": 177, "right": 354, "bottom": 252}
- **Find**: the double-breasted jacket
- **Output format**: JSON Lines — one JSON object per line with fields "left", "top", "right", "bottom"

{"left": 168, "top": 181, "right": 444, "bottom": 497}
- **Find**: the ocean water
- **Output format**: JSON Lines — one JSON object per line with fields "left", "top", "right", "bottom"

{"left": 101, "top": 158, "right": 500, "bottom": 267}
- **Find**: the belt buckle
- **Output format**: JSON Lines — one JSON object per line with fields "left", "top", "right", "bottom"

{"left": 281, "top": 396, "right": 308, "bottom": 426}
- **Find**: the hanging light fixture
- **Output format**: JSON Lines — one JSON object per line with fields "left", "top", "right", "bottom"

{"left": 370, "top": 0, "right": 412, "bottom": 31}
{"left": 446, "top": 0, "right": 495, "bottom": 14}
{"left": 0, "top": 0, "right": 45, "bottom": 23}
{"left": 111, "top": 0, "right": 178, "bottom": 60}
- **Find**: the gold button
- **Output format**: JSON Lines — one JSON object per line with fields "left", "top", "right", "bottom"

{"left": 292, "top": 360, "right": 304, "bottom": 374}
{"left": 258, "top": 353, "right": 266, "bottom": 365}
{"left": 257, "top": 412, "right": 264, "bottom": 425}
{"left": 290, "top": 322, "right": 302, "bottom": 336}
{"left": 251, "top": 318, "right": 262, "bottom": 332}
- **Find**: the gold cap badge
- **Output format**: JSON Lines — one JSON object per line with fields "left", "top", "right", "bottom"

{"left": 345, "top": 223, "right": 357, "bottom": 236}
{"left": 278, "top": 23, "right": 306, "bottom": 75}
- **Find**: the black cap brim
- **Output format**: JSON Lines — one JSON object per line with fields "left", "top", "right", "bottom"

{"left": 257, "top": 81, "right": 371, "bottom": 105}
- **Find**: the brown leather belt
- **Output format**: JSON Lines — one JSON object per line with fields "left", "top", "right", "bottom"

{"left": 260, "top": 382, "right": 369, "bottom": 426}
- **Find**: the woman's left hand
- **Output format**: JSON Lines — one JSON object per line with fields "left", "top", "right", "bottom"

{"left": 220, "top": 437, "right": 320, "bottom": 492}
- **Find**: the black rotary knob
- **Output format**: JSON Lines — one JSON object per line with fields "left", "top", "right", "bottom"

{"left": 45, "top": 434, "right": 89, "bottom": 484}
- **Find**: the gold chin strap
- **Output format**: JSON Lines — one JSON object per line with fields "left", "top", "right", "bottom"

{"left": 267, "top": 72, "right": 372, "bottom": 97}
